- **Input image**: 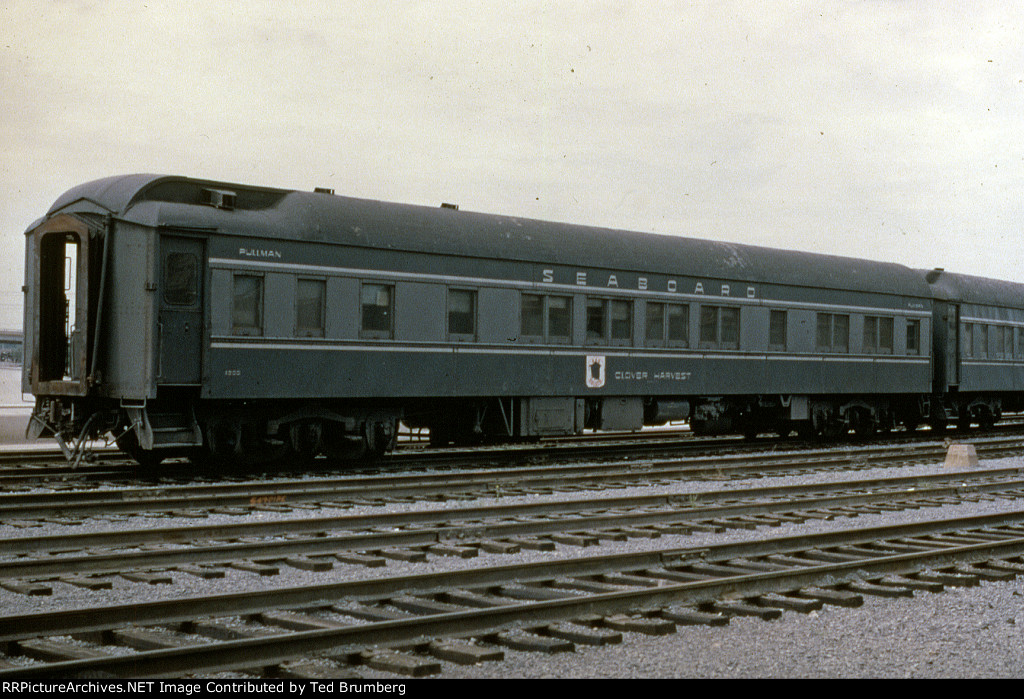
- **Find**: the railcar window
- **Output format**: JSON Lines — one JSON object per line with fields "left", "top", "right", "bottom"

{"left": 448, "top": 289, "right": 476, "bottom": 339}
{"left": 296, "top": 279, "right": 325, "bottom": 337}
{"left": 521, "top": 294, "right": 571, "bottom": 343}
{"left": 863, "top": 316, "right": 893, "bottom": 354}
{"left": 647, "top": 302, "right": 689, "bottom": 347}
{"left": 906, "top": 319, "right": 921, "bottom": 355}
{"left": 880, "top": 317, "right": 893, "bottom": 353}
{"left": 769, "top": 310, "right": 787, "bottom": 350}
{"left": 991, "top": 325, "right": 1003, "bottom": 359}
{"left": 232, "top": 275, "right": 263, "bottom": 335}
{"left": 610, "top": 300, "right": 632, "bottom": 344}
{"left": 700, "top": 305, "right": 740, "bottom": 349}
{"left": 1017, "top": 328, "right": 1024, "bottom": 359}
{"left": 720, "top": 307, "right": 739, "bottom": 348}
{"left": 521, "top": 294, "right": 544, "bottom": 338}
{"left": 699, "top": 306, "right": 718, "bottom": 348}
{"left": 979, "top": 325, "right": 989, "bottom": 358}
{"left": 995, "top": 325, "right": 1012, "bottom": 359}
{"left": 667, "top": 304, "right": 689, "bottom": 346}
{"left": 646, "top": 302, "right": 665, "bottom": 344}
{"left": 962, "top": 323, "right": 973, "bottom": 358}
{"left": 361, "top": 283, "right": 393, "bottom": 337}
{"left": 586, "top": 298, "right": 608, "bottom": 344}
{"left": 816, "top": 313, "right": 849, "bottom": 353}
{"left": 164, "top": 253, "right": 198, "bottom": 306}
{"left": 547, "top": 296, "right": 572, "bottom": 341}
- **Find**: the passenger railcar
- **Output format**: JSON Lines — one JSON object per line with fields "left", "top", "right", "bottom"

{"left": 20, "top": 174, "right": 973, "bottom": 465}
{"left": 922, "top": 269, "right": 1024, "bottom": 429}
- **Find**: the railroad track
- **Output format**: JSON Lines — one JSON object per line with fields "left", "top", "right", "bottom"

{"left": 4, "top": 435, "right": 1024, "bottom": 522}
{"left": 4, "top": 420, "right": 1024, "bottom": 487}
{"left": 3, "top": 466, "right": 1024, "bottom": 585}
{"left": 2, "top": 510, "right": 1024, "bottom": 678}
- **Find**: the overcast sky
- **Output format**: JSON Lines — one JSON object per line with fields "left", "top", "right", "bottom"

{"left": 2, "top": 2, "right": 1023, "bottom": 331}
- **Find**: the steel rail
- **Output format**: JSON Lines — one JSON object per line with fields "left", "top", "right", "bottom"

{"left": 3, "top": 509, "right": 1024, "bottom": 645}
{"left": 3, "top": 469, "right": 1024, "bottom": 580}
{"left": 4, "top": 436, "right": 1024, "bottom": 520}
{"left": 3, "top": 521, "right": 1024, "bottom": 677}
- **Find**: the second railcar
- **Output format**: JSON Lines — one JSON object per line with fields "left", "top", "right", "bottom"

{"left": 923, "top": 268, "right": 1024, "bottom": 429}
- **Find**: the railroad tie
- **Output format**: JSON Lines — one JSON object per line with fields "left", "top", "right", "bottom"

{"left": 706, "top": 600, "right": 783, "bottom": 620}
{"left": 846, "top": 580, "right": 914, "bottom": 598}
{"left": 184, "top": 621, "right": 281, "bottom": 641}
{"left": 547, "top": 577, "right": 628, "bottom": 594}
{"left": 547, "top": 533, "right": 600, "bottom": 547}
{"left": 598, "top": 572, "right": 664, "bottom": 588}
{"left": 725, "top": 558, "right": 790, "bottom": 572}
{"left": 955, "top": 564, "right": 1014, "bottom": 582}
{"left": 601, "top": 614, "right": 676, "bottom": 635}
{"left": 0, "top": 580, "right": 52, "bottom": 596}
{"left": 490, "top": 630, "right": 575, "bottom": 654}
{"left": 283, "top": 556, "right": 334, "bottom": 572}
{"left": 643, "top": 566, "right": 716, "bottom": 583}
{"left": 496, "top": 584, "right": 576, "bottom": 601}
{"left": 427, "top": 639, "right": 505, "bottom": 664}
{"left": 426, "top": 544, "right": 478, "bottom": 558}
{"left": 501, "top": 537, "right": 557, "bottom": 551}
{"left": 330, "top": 604, "right": 414, "bottom": 623}
{"left": 913, "top": 569, "right": 980, "bottom": 587}
{"left": 376, "top": 548, "right": 429, "bottom": 562}
{"left": 334, "top": 552, "right": 387, "bottom": 567}
{"left": 542, "top": 622, "right": 623, "bottom": 646}
{"left": 109, "top": 627, "right": 196, "bottom": 651}
{"left": 659, "top": 607, "right": 729, "bottom": 626}
{"left": 228, "top": 561, "right": 279, "bottom": 576}
{"left": 796, "top": 587, "right": 864, "bottom": 607}
{"left": 800, "top": 549, "right": 864, "bottom": 563}
{"left": 438, "top": 589, "right": 512, "bottom": 608}
{"left": 175, "top": 564, "right": 226, "bottom": 579}
{"left": 11, "top": 638, "right": 111, "bottom": 663}
{"left": 388, "top": 596, "right": 468, "bottom": 616}
{"left": 257, "top": 611, "right": 350, "bottom": 632}
{"left": 358, "top": 650, "right": 442, "bottom": 677}
{"left": 475, "top": 540, "right": 522, "bottom": 554}
{"left": 876, "top": 575, "right": 944, "bottom": 593}
{"left": 756, "top": 593, "right": 824, "bottom": 613}
{"left": 686, "top": 561, "right": 761, "bottom": 578}
{"left": 120, "top": 571, "right": 174, "bottom": 585}
{"left": 58, "top": 575, "right": 113, "bottom": 590}
{"left": 984, "top": 559, "right": 1024, "bottom": 574}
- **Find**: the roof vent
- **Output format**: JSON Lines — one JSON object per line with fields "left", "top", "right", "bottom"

{"left": 925, "top": 267, "right": 944, "bottom": 283}
{"left": 314, "top": 187, "right": 335, "bottom": 195}
{"left": 440, "top": 202, "right": 459, "bottom": 210}
{"left": 200, "top": 188, "right": 237, "bottom": 210}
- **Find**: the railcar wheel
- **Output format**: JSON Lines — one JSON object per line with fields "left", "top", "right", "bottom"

{"left": 429, "top": 423, "right": 454, "bottom": 447}
{"left": 978, "top": 411, "right": 997, "bottom": 430}
{"left": 115, "top": 429, "right": 164, "bottom": 468}
{"left": 850, "top": 409, "right": 876, "bottom": 439}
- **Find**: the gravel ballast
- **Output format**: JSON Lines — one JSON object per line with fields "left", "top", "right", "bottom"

{"left": 2, "top": 449, "right": 1024, "bottom": 678}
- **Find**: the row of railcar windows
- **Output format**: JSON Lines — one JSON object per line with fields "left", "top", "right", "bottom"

{"left": 963, "top": 322, "right": 1024, "bottom": 360}
{"left": 229, "top": 275, "right": 923, "bottom": 355}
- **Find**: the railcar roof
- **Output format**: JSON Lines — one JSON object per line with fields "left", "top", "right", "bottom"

{"left": 921, "top": 269, "right": 1024, "bottom": 309}
{"left": 42, "top": 174, "right": 933, "bottom": 297}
